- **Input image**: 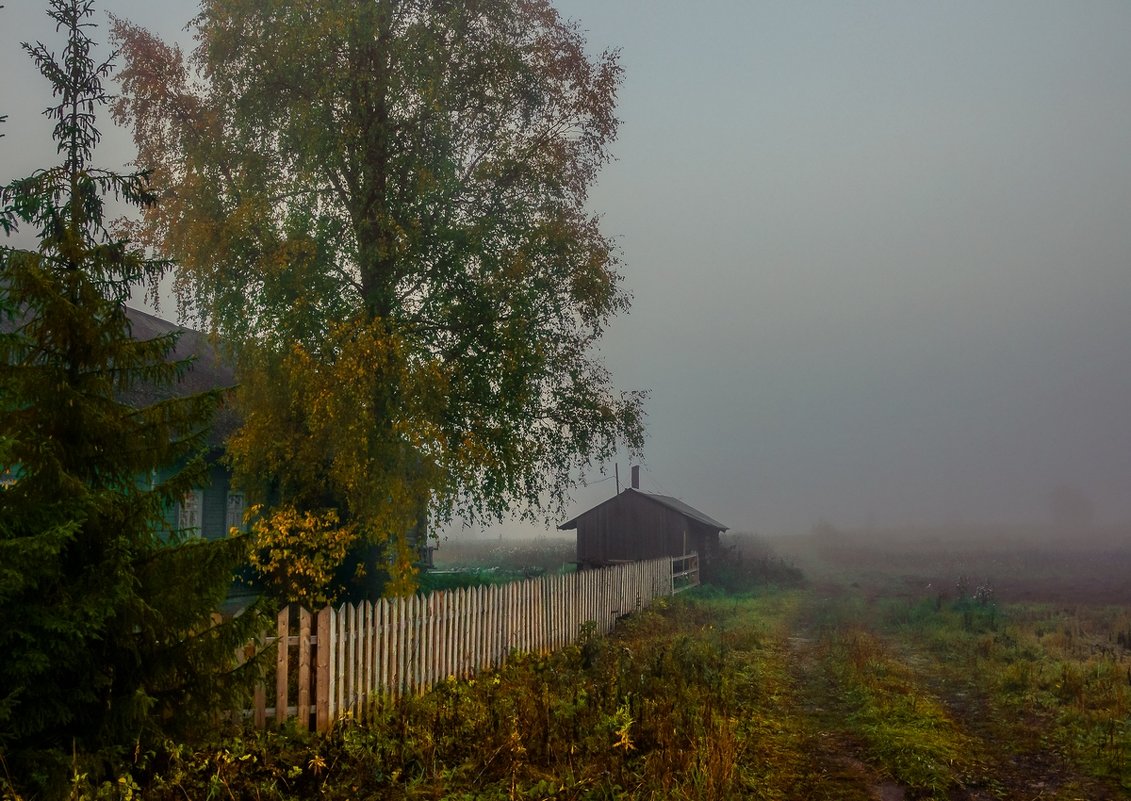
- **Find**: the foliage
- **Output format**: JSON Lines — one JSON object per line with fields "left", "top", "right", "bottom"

{"left": 0, "top": 1, "right": 260, "bottom": 793}
{"left": 110, "top": 0, "right": 646, "bottom": 595}
{"left": 246, "top": 504, "right": 357, "bottom": 607}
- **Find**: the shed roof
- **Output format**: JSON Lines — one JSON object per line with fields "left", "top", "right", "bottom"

{"left": 558, "top": 487, "right": 728, "bottom": 532}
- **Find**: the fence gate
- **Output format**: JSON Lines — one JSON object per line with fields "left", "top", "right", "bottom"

{"left": 671, "top": 552, "right": 700, "bottom": 592}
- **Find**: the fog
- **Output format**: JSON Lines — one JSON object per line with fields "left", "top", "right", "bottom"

{"left": 4, "top": 1, "right": 1131, "bottom": 535}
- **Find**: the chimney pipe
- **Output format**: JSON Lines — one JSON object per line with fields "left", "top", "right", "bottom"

{"left": 631, "top": 465, "right": 640, "bottom": 490}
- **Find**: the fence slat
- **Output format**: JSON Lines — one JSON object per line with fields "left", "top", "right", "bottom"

{"left": 315, "top": 606, "right": 333, "bottom": 731}
{"left": 275, "top": 607, "right": 289, "bottom": 726}
{"left": 297, "top": 607, "right": 311, "bottom": 730}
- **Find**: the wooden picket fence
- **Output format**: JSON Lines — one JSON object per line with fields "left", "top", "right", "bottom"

{"left": 246, "top": 556, "right": 682, "bottom": 731}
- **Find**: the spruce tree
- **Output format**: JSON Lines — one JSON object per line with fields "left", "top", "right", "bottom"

{"left": 0, "top": 0, "right": 260, "bottom": 792}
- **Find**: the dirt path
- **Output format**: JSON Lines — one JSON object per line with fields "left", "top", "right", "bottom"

{"left": 779, "top": 585, "right": 1127, "bottom": 801}
{"left": 782, "top": 606, "right": 914, "bottom": 801}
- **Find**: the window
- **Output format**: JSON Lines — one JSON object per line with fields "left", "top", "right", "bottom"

{"left": 178, "top": 489, "right": 204, "bottom": 536}
{"left": 226, "top": 491, "right": 246, "bottom": 534}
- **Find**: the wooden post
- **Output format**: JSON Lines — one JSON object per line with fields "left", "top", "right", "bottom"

{"left": 427, "top": 594, "right": 437, "bottom": 691}
{"left": 251, "top": 631, "right": 266, "bottom": 729}
{"left": 444, "top": 590, "right": 453, "bottom": 680}
{"left": 364, "top": 601, "right": 375, "bottom": 718}
{"left": 335, "top": 605, "right": 346, "bottom": 716}
{"left": 396, "top": 595, "right": 407, "bottom": 696}
{"left": 315, "top": 606, "right": 333, "bottom": 731}
{"left": 275, "top": 607, "right": 290, "bottom": 726}
{"left": 345, "top": 603, "right": 355, "bottom": 718}
{"left": 411, "top": 592, "right": 425, "bottom": 692}
{"left": 484, "top": 585, "right": 494, "bottom": 669}
{"left": 297, "top": 607, "right": 311, "bottom": 730}
{"left": 377, "top": 598, "right": 389, "bottom": 696}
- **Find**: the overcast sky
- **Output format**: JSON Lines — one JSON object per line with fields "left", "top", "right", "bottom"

{"left": 5, "top": 1, "right": 1131, "bottom": 534}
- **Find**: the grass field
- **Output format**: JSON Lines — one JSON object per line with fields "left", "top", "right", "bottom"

{"left": 40, "top": 527, "right": 1131, "bottom": 800}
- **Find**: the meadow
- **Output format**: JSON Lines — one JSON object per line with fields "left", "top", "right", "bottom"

{"left": 35, "top": 527, "right": 1131, "bottom": 800}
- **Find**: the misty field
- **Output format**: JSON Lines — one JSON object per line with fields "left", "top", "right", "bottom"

{"left": 60, "top": 529, "right": 1131, "bottom": 800}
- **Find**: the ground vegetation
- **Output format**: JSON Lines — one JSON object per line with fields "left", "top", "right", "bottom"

{"left": 34, "top": 530, "right": 1131, "bottom": 800}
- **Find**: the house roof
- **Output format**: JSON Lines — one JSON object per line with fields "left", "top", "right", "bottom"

{"left": 558, "top": 487, "right": 728, "bottom": 532}
{"left": 121, "top": 307, "right": 239, "bottom": 448}
{"left": 3, "top": 303, "right": 239, "bottom": 447}
{"left": 119, "top": 306, "right": 235, "bottom": 401}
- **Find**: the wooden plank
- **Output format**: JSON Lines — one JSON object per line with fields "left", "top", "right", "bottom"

{"left": 566, "top": 573, "right": 574, "bottom": 645}
{"left": 354, "top": 602, "right": 363, "bottom": 714}
{"left": 542, "top": 577, "right": 551, "bottom": 652}
{"left": 510, "top": 581, "right": 517, "bottom": 655}
{"left": 465, "top": 587, "right": 473, "bottom": 674}
{"left": 377, "top": 598, "right": 388, "bottom": 696}
{"left": 401, "top": 594, "right": 408, "bottom": 694}
{"left": 474, "top": 585, "right": 484, "bottom": 671}
{"left": 400, "top": 592, "right": 409, "bottom": 692}
{"left": 542, "top": 577, "right": 550, "bottom": 651}
{"left": 532, "top": 578, "right": 541, "bottom": 652}
{"left": 431, "top": 591, "right": 441, "bottom": 684}
{"left": 406, "top": 595, "right": 416, "bottom": 693}
{"left": 453, "top": 588, "right": 464, "bottom": 677}
{"left": 414, "top": 594, "right": 425, "bottom": 693}
{"left": 344, "top": 603, "right": 355, "bottom": 718}
{"left": 431, "top": 593, "right": 440, "bottom": 689}
{"left": 489, "top": 584, "right": 496, "bottom": 666}
{"left": 365, "top": 601, "right": 375, "bottom": 717}
{"left": 361, "top": 599, "right": 369, "bottom": 706}
{"left": 253, "top": 673, "right": 266, "bottom": 729}
{"left": 502, "top": 583, "right": 511, "bottom": 660}
{"left": 335, "top": 604, "right": 346, "bottom": 718}
{"left": 297, "top": 607, "right": 311, "bottom": 731}
{"left": 349, "top": 603, "right": 358, "bottom": 716}
{"left": 484, "top": 584, "right": 491, "bottom": 667}
{"left": 518, "top": 581, "right": 527, "bottom": 654}
{"left": 444, "top": 590, "right": 454, "bottom": 680}
{"left": 389, "top": 596, "right": 399, "bottom": 696}
{"left": 315, "top": 606, "right": 333, "bottom": 731}
{"left": 275, "top": 607, "right": 290, "bottom": 726}
{"left": 529, "top": 578, "right": 537, "bottom": 653}
{"left": 444, "top": 590, "right": 453, "bottom": 679}
{"left": 462, "top": 587, "right": 472, "bottom": 676}
{"left": 517, "top": 580, "right": 525, "bottom": 654}
{"left": 373, "top": 599, "right": 383, "bottom": 698}
{"left": 357, "top": 602, "right": 367, "bottom": 721}
{"left": 421, "top": 594, "right": 431, "bottom": 691}
{"left": 533, "top": 579, "right": 542, "bottom": 656}
{"left": 557, "top": 574, "right": 564, "bottom": 647}
{"left": 356, "top": 602, "right": 366, "bottom": 721}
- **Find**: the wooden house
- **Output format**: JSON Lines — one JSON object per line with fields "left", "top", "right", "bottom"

{"left": 559, "top": 471, "right": 727, "bottom": 576}
{"left": 120, "top": 308, "right": 247, "bottom": 542}
{"left": 2, "top": 305, "right": 434, "bottom": 600}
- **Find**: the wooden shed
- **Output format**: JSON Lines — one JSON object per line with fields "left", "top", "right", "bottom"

{"left": 559, "top": 486, "right": 727, "bottom": 576}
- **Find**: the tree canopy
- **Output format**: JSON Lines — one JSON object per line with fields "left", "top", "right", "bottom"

{"left": 112, "top": 0, "right": 645, "bottom": 594}
{"left": 0, "top": 1, "right": 256, "bottom": 790}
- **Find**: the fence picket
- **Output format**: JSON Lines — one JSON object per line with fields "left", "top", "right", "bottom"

{"left": 275, "top": 607, "right": 289, "bottom": 726}
{"left": 297, "top": 607, "right": 311, "bottom": 730}
{"left": 315, "top": 606, "right": 332, "bottom": 730}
